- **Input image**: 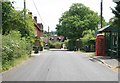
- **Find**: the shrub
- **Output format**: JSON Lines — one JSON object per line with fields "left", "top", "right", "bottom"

{"left": 54, "top": 42, "right": 62, "bottom": 49}
{"left": 81, "top": 30, "right": 96, "bottom": 52}
{"left": 67, "top": 39, "right": 76, "bottom": 51}
{"left": 2, "top": 31, "right": 32, "bottom": 71}
{"left": 39, "top": 38, "right": 44, "bottom": 51}
{"left": 48, "top": 40, "right": 55, "bottom": 48}
{"left": 64, "top": 40, "right": 69, "bottom": 49}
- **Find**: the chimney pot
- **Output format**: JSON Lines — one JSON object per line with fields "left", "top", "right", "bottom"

{"left": 34, "top": 16, "right": 37, "bottom": 23}
{"left": 28, "top": 12, "right": 32, "bottom": 18}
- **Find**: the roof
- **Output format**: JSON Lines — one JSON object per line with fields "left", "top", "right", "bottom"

{"left": 34, "top": 22, "right": 43, "bottom": 31}
{"left": 34, "top": 23, "right": 41, "bottom": 31}
{"left": 97, "top": 25, "right": 118, "bottom": 33}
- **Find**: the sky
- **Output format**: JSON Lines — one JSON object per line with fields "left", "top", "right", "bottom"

{"left": 10, "top": 0, "right": 116, "bottom": 31}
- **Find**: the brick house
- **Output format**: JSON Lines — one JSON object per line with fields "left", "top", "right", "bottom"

{"left": 34, "top": 16, "right": 44, "bottom": 47}
{"left": 34, "top": 16, "right": 43, "bottom": 39}
{"left": 28, "top": 12, "right": 43, "bottom": 47}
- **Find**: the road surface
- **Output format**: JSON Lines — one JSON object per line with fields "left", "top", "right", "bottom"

{"left": 2, "top": 50, "right": 118, "bottom": 81}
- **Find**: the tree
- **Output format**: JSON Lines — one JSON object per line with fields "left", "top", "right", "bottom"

{"left": 2, "top": 1, "right": 14, "bottom": 34}
{"left": 112, "top": 1, "right": 120, "bottom": 59}
{"left": 56, "top": 3, "right": 101, "bottom": 39}
{"left": 112, "top": 1, "right": 120, "bottom": 27}
{"left": 2, "top": 1, "right": 34, "bottom": 37}
{"left": 2, "top": 1, "right": 35, "bottom": 70}
{"left": 109, "top": 17, "right": 116, "bottom": 25}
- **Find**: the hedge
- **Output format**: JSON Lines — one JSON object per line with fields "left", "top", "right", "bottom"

{"left": 2, "top": 31, "right": 32, "bottom": 71}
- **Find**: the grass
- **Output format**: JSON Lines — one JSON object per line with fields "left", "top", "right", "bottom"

{"left": 13, "top": 55, "right": 29, "bottom": 66}
{"left": 2, "top": 55, "right": 31, "bottom": 72}
{"left": 113, "top": 66, "right": 120, "bottom": 71}
{"left": 89, "top": 53, "right": 95, "bottom": 57}
{"left": 0, "top": 65, "right": 1, "bottom": 73}
{"left": 74, "top": 50, "right": 85, "bottom": 53}
{"left": 78, "top": 50, "right": 95, "bottom": 57}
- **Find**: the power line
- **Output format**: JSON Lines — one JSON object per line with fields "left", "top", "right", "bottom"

{"left": 32, "top": 0, "right": 48, "bottom": 29}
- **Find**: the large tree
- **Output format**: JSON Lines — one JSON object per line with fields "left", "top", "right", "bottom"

{"left": 112, "top": 1, "right": 120, "bottom": 27}
{"left": 112, "top": 1, "right": 120, "bottom": 59}
{"left": 56, "top": 3, "right": 106, "bottom": 39}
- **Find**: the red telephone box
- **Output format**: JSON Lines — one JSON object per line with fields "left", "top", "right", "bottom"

{"left": 96, "top": 34, "right": 105, "bottom": 56}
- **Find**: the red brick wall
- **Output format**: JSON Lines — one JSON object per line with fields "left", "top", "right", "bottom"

{"left": 37, "top": 28, "right": 41, "bottom": 39}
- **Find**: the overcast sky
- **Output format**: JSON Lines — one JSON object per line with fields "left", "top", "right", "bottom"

{"left": 11, "top": 0, "right": 116, "bottom": 31}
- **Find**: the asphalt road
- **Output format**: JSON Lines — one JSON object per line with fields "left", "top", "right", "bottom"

{"left": 2, "top": 50, "right": 118, "bottom": 81}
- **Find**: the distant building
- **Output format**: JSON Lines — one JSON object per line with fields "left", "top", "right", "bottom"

{"left": 49, "top": 35, "right": 64, "bottom": 42}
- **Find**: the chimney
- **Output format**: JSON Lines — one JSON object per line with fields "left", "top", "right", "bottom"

{"left": 37, "top": 23, "right": 41, "bottom": 28}
{"left": 34, "top": 16, "right": 37, "bottom": 23}
{"left": 28, "top": 12, "right": 32, "bottom": 18}
{"left": 37, "top": 23, "right": 43, "bottom": 31}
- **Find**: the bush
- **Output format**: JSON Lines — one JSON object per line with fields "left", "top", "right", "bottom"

{"left": 48, "top": 40, "right": 55, "bottom": 48}
{"left": 2, "top": 31, "right": 32, "bottom": 71}
{"left": 80, "top": 30, "right": 96, "bottom": 52}
{"left": 39, "top": 38, "right": 43, "bottom": 51}
{"left": 54, "top": 42, "right": 62, "bottom": 49}
{"left": 64, "top": 40, "right": 69, "bottom": 49}
{"left": 67, "top": 39, "right": 76, "bottom": 51}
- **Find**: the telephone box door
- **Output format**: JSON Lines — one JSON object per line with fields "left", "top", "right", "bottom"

{"left": 96, "top": 34, "right": 105, "bottom": 56}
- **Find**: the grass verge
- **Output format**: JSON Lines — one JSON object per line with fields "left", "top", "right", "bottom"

{"left": 1, "top": 55, "right": 31, "bottom": 73}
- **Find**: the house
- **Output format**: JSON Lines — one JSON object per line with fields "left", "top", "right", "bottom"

{"left": 49, "top": 35, "right": 64, "bottom": 42}
{"left": 28, "top": 12, "right": 43, "bottom": 47}
{"left": 34, "top": 16, "right": 43, "bottom": 39}
{"left": 28, "top": 12, "right": 43, "bottom": 39}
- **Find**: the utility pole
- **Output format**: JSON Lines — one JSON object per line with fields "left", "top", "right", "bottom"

{"left": 24, "top": 0, "right": 26, "bottom": 17}
{"left": 48, "top": 26, "right": 50, "bottom": 49}
{"left": 23, "top": 0, "right": 26, "bottom": 36}
{"left": 100, "top": 0, "right": 103, "bottom": 28}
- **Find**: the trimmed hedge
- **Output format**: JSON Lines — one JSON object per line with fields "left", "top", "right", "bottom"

{"left": 54, "top": 42, "right": 62, "bottom": 49}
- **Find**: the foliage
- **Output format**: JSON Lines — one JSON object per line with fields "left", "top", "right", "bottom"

{"left": 109, "top": 17, "right": 115, "bottom": 25}
{"left": 48, "top": 40, "right": 62, "bottom": 49}
{"left": 0, "top": 34, "right": 1, "bottom": 72}
{"left": 67, "top": 39, "right": 76, "bottom": 51}
{"left": 112, "top": 1, "right": 120, "bottom": 57}
{"left": 81, "top": 30, "right": 95, "bottom": 46}
{"left": 1, "top": 1, "right": 35, "bottom": 71}
{"left": 64, "top": 40, "right": 69, "bottom": 49}
{"left": 0, "top": 1, "right": 1, "bottom": 33}
{"left": 112, "top": 1, "right": 120, "bottom": 27}
{"left": 39, "top": 38, "right": 44, "bottom": 46}
{"left": 43, "top": 34, "right": 48, "bottom": 37}
{"left": 2, "top": 1, "right": 34, "bottom": 37}
{"left": 54, "top": 42, "right": 62, "bottom": 49}
{"left": 56, "top": 3, "right": 101, "bottom": 39}
{"left": 56, "top": 3, "right": 107, "bottom": 50}
{"left": 2, "top": 31, "right": 32, "bottom": 71}
{"left": 48, "top": 40, "right": 55, "bottom": 48}
{"left": 39, "top": 38, "right": 44, "bottom": 51}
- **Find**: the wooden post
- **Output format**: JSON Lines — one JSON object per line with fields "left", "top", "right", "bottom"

{"left": 100, "top": 0, "right": 103, "bottom": 28}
